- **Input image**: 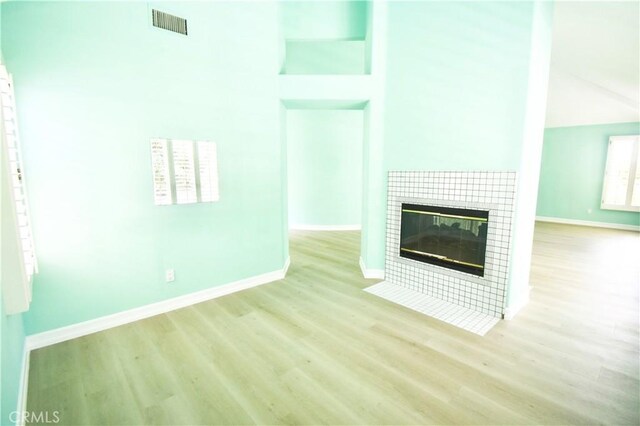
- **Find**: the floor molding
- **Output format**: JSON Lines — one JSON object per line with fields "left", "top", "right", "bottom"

{"left": 282, "top": 256, "right": 291, "bottom": 277}
{"left": 536, "top": 216, "right": 640, "bottom": 231}
{"left": 504, "top": 286, "right": 531, "bottom": 320}
{"left": 365, "top": 281, "right": 500, "bottom": 336}
{"left": 290, "top": 224, "right": 361, "bottom": 231}
{"left": 25, "top": 258, "right": 291, "bottom": 351}
{"left": 359, "top": 257, "right": 385, "bottom": 280}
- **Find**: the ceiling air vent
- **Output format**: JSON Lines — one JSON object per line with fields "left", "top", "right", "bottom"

{"left": 152, "top": 9, "right": 188, "bottom": 36}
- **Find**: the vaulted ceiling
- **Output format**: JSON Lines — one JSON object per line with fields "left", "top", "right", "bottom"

{"left": 545, "top": 1, "right": 640, "bottom": 128}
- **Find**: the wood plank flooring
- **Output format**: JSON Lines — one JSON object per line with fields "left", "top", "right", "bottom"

{"left": 26, "top": 223, "right": 640, "bottom": 425}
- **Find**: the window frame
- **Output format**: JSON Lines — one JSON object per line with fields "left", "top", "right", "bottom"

{"left": 1, "top": 63, "right": 38, "bottom": 313}
{"left": 149, "top": 138, "right": 219, "bottom": 206}
{"left": 601, "top": 134, "right": 640, "bottom": 212}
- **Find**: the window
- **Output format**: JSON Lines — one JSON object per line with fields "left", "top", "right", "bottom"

{"left": 172, "top": 139, "right": 198, "bottom": 204}
{"left": 150, "top": 138, "right": 173, "bottom": 205}
{"left": 601, "top": 135, "right": 640, "bottom": 212}
{"left": 1, "top": 64, "right": 37, "bottom": 313}
{"left": 1, "top": 65, "right": 37, "bottom": 277}
{"left": 149, "top": 138, "right": 219, "bottom": 205}
{"left": 197, "top": 141, "right": 219, "bottom": 203}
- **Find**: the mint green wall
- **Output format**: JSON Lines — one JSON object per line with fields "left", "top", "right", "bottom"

{"left": 364, "top": 1, "right": 534, "bottom": 269}
{"left": 2, "top": 1, "right": 286, "bottom": 335}
{"left": 362, "top": 1, "right": 551, "bottom": 277}
{"left": 383, "top": 2, "right": 534, "bottom": 170}
{"left": 284, "top": 40, "right": 365, "bottom": 75}
{"left": 287, "top": 110, "right": 363, "bottom": 227}
{"left": 281, "top": 1, "right": 367, "bottom": 40}
{"left": 280, "top": 1, "right": 368, "bottom": 76}
{"left": 537, "top": 122, "right": 640, "bottom": 226}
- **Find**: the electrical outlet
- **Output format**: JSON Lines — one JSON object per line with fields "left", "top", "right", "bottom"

{"left": 165, "top": 269, "right": 175, "bottom": 283}
{"left": 587, "top": 208, "right": 592, "bottom": 214}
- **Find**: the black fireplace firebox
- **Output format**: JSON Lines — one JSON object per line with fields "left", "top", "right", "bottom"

{"left": 399, "top": 203, "right": 489, "bottom": 277}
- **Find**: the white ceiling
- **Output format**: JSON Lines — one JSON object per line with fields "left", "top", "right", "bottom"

{"left": 545, "top": 1, "right": 640, "bottom": 128}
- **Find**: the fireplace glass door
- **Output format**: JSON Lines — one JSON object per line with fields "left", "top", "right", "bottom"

{"left": 399, "top": 203, "right": 489, "bottom": 276}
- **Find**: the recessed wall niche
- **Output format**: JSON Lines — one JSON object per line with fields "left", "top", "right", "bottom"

{"left": 280, "top": 1, "right": 370, "bottom": 75}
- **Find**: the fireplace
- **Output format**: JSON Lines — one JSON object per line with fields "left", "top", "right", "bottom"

{"left": 399, "top": 203, "right": 489, "bottom": 277}
{"left": 377, "top": 171, "right": 516, "bottom": 328}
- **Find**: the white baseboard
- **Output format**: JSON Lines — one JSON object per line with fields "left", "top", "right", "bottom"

{"left": 359, "top": 257, "right": 385, "bottom": 280}
{"left": 504, "top": 286, "right": 531, "bottom": 320}
{"left": 536, "top": 216, "right": 640, "bottom": 232}
{"left": 282, "top": 256, "right": 291, "bottom": 276}
{"left": 24, "top": 258, "right": 290, "bottom": 351}
{"left": 16, "top": 344, "right": 30, "bottom": 426}
{"left": 290, "top": 224, "right": 361, "bottom": 231}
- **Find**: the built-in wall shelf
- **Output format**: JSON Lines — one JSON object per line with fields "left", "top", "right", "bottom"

{"left": 279, "top": 1, "right": 371, "bottom": 76}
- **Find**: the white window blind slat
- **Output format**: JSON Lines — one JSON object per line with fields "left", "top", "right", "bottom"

{"left": 19, "top": 226, "right": 30, "bottom": 239}
{"left": 602, "top": 135, "right": 640, "bottom": 212}
{"left": 5, "top": 120, "right": 16, "bottom": 135}
{"left": 150, "top": 138, "right": 173, "bottom": 206}
{"left": 602, "top": 138, "right": 633, "bottom": 205}
{"left": 197, "top": 141, "right": 219, "bottom": 202}
{"left": 5, "top": 70, "right": 36, "bottom": 281}
{"left": 21, "top": 237, "right": 32, "bottom": 250}
{"left": 150, "top": 138, "right": 220, "bottom": 206}
{"left": 23, "top": 258, "right": 34, "bottom": 276}
{"left": 1, "top": 64, "right": 37, "bottom": 285}
{"left": 17, "top": 214, "right": 28, "bottom": 227}
{"left": 172, "top": 139, "right": 198, "bottom": 204}
{"left": 631, "top": 145, "right": 640, "bottom": 207}
{"left": 3, "top": 106, "right": 14, "bottom": 121}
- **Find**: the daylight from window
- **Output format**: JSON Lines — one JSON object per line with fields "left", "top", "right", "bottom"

{"left": 602, "top": 135, "right": 640, "bottom": 211}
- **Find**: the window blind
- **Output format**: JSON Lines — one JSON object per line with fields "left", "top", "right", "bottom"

{"left": 601, "top": 135, "right": 640, "bottom": 212}
{"left": 172, "top": 139, "right": 198, "bottom": 204}
{"left": 197, "top": 141, "right": 219, "bottom": 202}
{"left": 150, "top": 138, "right": 219, "bottom": 205}
{"left": 0, "top": 64, "right": 37, "bottom": 279}
{"left": 150, "top": 138, "right": 173, "bottom": 205}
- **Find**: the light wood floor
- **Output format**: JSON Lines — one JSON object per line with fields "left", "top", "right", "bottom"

{"left": 27, "top": 223, "right": 639, "bottom": 425}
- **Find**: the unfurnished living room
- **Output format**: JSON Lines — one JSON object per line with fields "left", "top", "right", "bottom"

{"left": 1, "top": 1, "right": 639, "bottom": 425}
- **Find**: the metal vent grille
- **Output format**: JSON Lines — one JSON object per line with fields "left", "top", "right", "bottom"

{"left": 152, "top": 9, "right": 187, "bottom": 35}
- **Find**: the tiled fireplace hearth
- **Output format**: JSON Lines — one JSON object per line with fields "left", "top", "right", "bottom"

{"left": 365, "top": 171, "right": 517, "bottom": 335}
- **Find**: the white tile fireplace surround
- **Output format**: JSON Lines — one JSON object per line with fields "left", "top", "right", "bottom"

{"left": 365, "top": 171, "right": 517, "bottom": 335}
